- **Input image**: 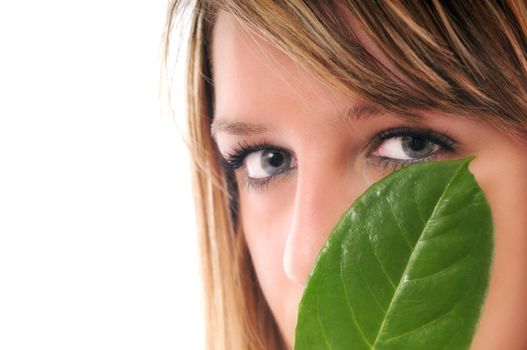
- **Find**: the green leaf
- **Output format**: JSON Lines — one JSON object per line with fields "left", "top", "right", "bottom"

{"left": 294, "top": 158, "right": 493, "bottom": 350}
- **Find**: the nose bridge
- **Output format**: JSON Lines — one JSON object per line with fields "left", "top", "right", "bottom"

{"left": 282, "top": 160, "right": 350, "bottom": 286}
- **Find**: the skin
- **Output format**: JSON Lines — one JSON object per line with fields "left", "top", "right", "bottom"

{"left": 212, "top": 11, "right": 527, "bottom": 349}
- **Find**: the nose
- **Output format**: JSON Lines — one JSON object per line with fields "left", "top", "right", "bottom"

{"left": 282, "top": 163, "right": 360, "bottom": 286}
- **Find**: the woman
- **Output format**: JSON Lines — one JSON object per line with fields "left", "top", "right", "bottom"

{"left": 165, "top": 1, "right": 527, "bottom": 349}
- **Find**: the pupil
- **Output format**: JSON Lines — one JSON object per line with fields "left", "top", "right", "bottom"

{"left": 408, "top": 137, "right": 427, "bottom": 151}
{"left": 264, "top": 151, "right": 284, "bottom": 168}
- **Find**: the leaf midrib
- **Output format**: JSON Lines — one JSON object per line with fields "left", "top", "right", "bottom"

{"left": 371, "top": 165, "right": 465, "bottom": 348}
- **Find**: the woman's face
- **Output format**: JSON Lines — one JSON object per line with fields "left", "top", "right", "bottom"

{"left": 212, "top": 11, "right": 527, "bottom": 349}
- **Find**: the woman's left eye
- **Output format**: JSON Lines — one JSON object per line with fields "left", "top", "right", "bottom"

{"left": 369, "top": 127, "right": 457, "bottom": 168}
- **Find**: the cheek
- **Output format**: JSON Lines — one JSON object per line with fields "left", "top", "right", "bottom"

{"left": 239, "top": 183, "right": 303, "bottom": 343}
{"left": 470, "top": 152, "right": 527, "bottom": 348}
{"left": 242, "top": 193, "right": 289, "bottom": 278}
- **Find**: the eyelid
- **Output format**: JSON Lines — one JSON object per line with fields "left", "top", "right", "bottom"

{"left": 241, "top": 168, "right": 295, "bottom": 192}
{"left": 220, "top": 140, "right": 295, "bottom": 172}
{"left": 365, "top": 126, "right": 458, "bottom": 155}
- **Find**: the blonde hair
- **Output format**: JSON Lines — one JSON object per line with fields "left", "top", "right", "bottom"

{"left": 163, "top": 1, "right": 527, "bottom": 349}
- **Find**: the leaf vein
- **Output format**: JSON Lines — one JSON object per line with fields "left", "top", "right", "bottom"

{"left": 315, "top": 293, "right": 333, "bottom": 350}
{"left": 339, "top": 244, "right": 374, "bottom": 348}
{"left": 405, "top": 251, "right": 472, "bottom": 283}
{"left": 380, "top": 283, "right": 472, "bottom": 344}
{"left": 364, "top": 225, "right": 397, "bottom": 290}
{"left": 372, "top": 163, "right": 466, "bottom": 347}
{"left": 359, "top": 265, "right": 388, "bottom": 314}
{"left": 385, "top": 196, "right": 413, "bottom": 250}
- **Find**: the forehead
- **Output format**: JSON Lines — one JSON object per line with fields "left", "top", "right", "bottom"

{"left": 211, "top": 10, "right": 411, "bottom": 126}
{"left": 211, "top": 11, "right": 355, "bottom": 126}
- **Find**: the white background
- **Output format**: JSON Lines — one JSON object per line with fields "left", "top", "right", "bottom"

{"left": 0, "top": 1, "right": 204, "bottom": 349}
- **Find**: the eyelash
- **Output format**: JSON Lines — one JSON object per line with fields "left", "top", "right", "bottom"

{"left": 221, "top": 127, "right": 458, "bottom": 191}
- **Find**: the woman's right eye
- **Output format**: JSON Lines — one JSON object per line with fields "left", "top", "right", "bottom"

{"left": 245, "top": 149, "right": 293, "bottom": 179}
{"left": 221, "top": 142, "right": 296, "bottom": 190}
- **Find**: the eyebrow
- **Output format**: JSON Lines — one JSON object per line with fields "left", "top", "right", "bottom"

{"left": 210, "top": 119, "right": 269, "bottom": 138}
{"left": 211, "top": 103, "right": 383, "bottom": 138}
{"left": 345, "top": 104, "right": 383, "bottom": 121}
